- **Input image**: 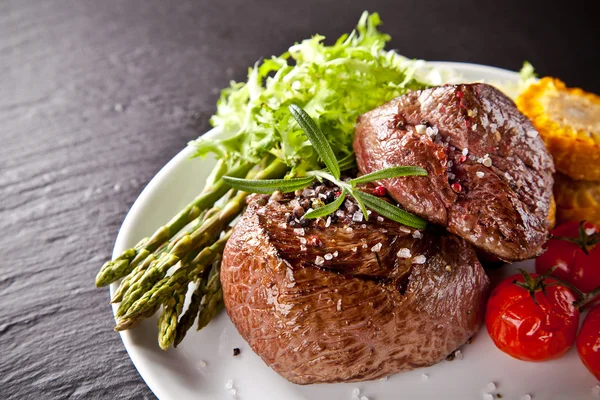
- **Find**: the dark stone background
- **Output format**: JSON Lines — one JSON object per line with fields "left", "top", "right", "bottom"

{"left": 1, "top": 0, "right": 596, "bottom": 399}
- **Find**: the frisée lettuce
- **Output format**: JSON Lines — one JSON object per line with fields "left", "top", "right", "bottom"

{"left": 189, "top": 12, "right": 432, "bottom": 175}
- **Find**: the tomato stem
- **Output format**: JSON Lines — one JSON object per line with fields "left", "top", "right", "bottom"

{"left": 551, "top": 220, "right": 599, "bottom": 255}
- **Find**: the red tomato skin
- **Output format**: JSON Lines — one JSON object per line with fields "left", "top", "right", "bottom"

{"left": 536, "top": 222, "right": 600, "bottom": 293}
{"left": 486, "top": 274, "right": 580, "bottom": 361}
{"left": 577, "top": 306, "right": 600, "bottom": 380}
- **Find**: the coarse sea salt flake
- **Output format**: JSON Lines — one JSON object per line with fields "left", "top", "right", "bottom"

{"left": 315, "top": 256, "right": 325, "bottom": 266}
{"left": 476, "top": 171, "right": 485, "bottom": 178}
{"left": 294, "top": 228, "right": 305, "bottom": 236}
{"left": 415, "top": 124, "right": 427, "bottom": 134}
{"left": 352, "top": 212, "right": 364, "bottom": 222}
{"left": 484, "top": 382, "right": 496, "bottom": 393}
{"left": 371, "top": 243, "right": 382, "bottom": 252}
{"left": 412, "top": 255, "right": 426, "bottom": 264}
{"left": 333, "top": 251, "right": 338, "bottom": 257}
{"left": 462, "top": 148, "right": 469, "bottom": 156}
{"left": 324, "top": 253, "right": 333, "bottom": 260}
{"left": 325, "top": 216, "right": 332, "bottom": 228}
{"left": 377, "top": 216, "right": 384, "bottom": 222}
{"left": 397, "top": 248, "right": 412, "bottom": 258}
{"left": 413, "top": 230, "right": 423, "bottom": 239}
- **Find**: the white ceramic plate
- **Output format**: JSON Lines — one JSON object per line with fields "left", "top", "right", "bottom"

{"left": 111, "top": 62, "right": 599, "bottom": 400}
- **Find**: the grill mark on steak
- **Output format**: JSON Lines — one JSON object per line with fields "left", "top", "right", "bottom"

{"left": 221, "top": 190, "right": 489, "bottom": 384}
{"left": 354, "top": 83, "right": 554, "bottom": 261}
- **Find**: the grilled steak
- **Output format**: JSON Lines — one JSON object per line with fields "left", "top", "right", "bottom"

{"left": 353, "top": 83, "right": 555, "bottom": 261}
{"left": 221, "top": 188, "right": 489, "bottom": 384}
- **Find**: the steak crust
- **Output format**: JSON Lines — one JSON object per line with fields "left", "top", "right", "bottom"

{"left": 354, "top": 83, "right": 555, "bottom": 261}
{"left": 221, "top": 192, "right": 489, "bottom": 384}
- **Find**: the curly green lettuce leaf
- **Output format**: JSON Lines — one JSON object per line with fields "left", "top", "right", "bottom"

{"left": 189, "top": 11, "right": 430, "bottom": 175}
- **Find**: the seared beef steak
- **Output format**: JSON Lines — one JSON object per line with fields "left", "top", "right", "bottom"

{"left": 354, "top": 83, "right": 555, "bottom": 261}
{"left": 221, "top": 190, "right": 489, "bottom": 384}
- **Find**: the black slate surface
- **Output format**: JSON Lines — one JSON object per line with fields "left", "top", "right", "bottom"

{"left": 0, "top": 1, "right": 597, "bottom": 399}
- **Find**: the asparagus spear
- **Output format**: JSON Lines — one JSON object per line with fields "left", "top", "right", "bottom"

{"left": 119, "top": 230, "right": 231, "bottom": 320}
{"left": 173, "top": 271, "right": 210, "bottom": 347}
{"left": 114, "top": 303, "right": 160, "bottom": 331}
{"left": 157, "top": 290, "right": 186, "bottom": 350}
{"left": 111, "top": 204, "right": 219, "bottom": 304}
{"left": 95, "top": 160, "right": 252, "bottom": 287}
{"left": 197, "top": 261, "right": 224, "bottom": 331}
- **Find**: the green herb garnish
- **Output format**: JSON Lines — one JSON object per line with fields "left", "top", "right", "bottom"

{"left": 223, "top": 105, "right": 427, "bottom": 229}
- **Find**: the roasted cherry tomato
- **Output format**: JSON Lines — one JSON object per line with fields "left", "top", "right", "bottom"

{"left": 486, "top": 273, "right": 580, "bottom": 361}
{"left": 536, "top": 221, "right": 600, "bottom": 293}
{"left": 577, "top": 306, "right": 600, "bottom": 380}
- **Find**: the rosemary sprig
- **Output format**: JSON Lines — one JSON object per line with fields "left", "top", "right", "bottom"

{"left": 222, "top": 104, "right": 428, "bottom": 229}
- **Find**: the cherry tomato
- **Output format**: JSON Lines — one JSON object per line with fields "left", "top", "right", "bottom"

{"left": 577, "top": 306, "right": 600, "bottom": 380}
{"left": 486, "top": 273, "right": 580, "bottom": 361}
{"left": 536, "top": 221, "right": 600, "bottom": 293}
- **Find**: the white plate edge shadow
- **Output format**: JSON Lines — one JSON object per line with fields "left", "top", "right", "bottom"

{"left": 108, "top": 62, "right": 598, "bottom": 400}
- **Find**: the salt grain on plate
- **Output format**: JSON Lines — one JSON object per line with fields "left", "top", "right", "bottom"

{"left": 521, "top": 395, "right": 532, "bottom": 400}
{"left": 397, "top": 248, "right": 412, "bottom": 258}
{"left": 352, "top": 388, "right": 360, "bottom": 397}
{"left": 483, "top": 382, "right": 497, "bottom": 393}
{"left": 197, "top": 360, "right": 207, "bottom": 368}
{"left": 380, "top": 376, "right": 388, "bottom": 381}
{"left": 225, "top": 379, "right": 233, "bottom": 390}
{"left": 420, "top": 373, "right": 428, "bottom": 381}
{"left": 360, "top": 396, "right": 369, "bottom": 400}
{"left": 412, "top": 255, "right": 426, "bottom": 264}
{"left": 454, "top": 349, "right": 463, "bottom": 360}
{"left": 593, "top": 385, "right": 600, "bottom": 397}
{"left": 482, "top": 394, "right": 494, "bottom": 400}
{"left": 229, "top": 388, "right": 237, "bottom": 396}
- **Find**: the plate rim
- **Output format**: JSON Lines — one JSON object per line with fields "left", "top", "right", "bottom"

{"left": 110, "top": 61, "right": 521, "bottom": 400}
